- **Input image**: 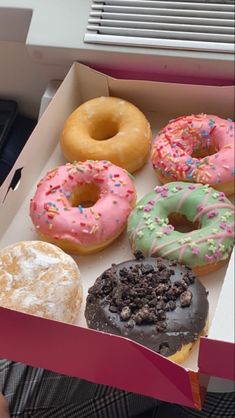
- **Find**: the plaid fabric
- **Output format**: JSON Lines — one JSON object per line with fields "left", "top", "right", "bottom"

{"left": 152, "top": 393, "right": 235, "bottom": 418}
{"left": 0, "top": 359, "right": 157, "bottom": 418}
{"left": 0, "top": 359, "right": 234, "bottom": 418}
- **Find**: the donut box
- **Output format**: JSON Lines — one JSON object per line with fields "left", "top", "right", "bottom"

{"left": 0, "top": 63, "right": 234, "bottom": 409}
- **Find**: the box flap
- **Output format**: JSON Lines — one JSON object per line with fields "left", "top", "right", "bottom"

{"left": 199, "top": 250, "right": 235, "bottom": 381}
{"left": 0, "top": 306, "right": 201, "bottom": 409}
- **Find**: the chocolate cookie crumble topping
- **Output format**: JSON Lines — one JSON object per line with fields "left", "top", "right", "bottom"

{"left": 85, "top": 257, "right": 209, "bottom": 359}
{"left": 87, "top": 259, "right": 195, "bottom": 329}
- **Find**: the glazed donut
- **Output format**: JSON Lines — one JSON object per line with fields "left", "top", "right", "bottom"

{"left": 127, "top": 182, "right": 234, "bottom": 276}
{"left": 30, "top": 160, "right": 136, "bottom": 255}
{"left": 85, "top": 256, "right": 209, "bottom": 364}
{"left": 0, "top": 241, "right": 82, "bottom": 323}
{"left": 151, "top": 114, "right": 235, "bottom": 196}
{"left": 60, "top": 97, "right": 151, "bottom": 173}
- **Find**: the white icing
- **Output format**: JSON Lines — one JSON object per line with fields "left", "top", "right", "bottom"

{"left": 84, "top": 106, "right": 95, "bottom": 119}
{"left": 12, "top": 289, "right": 39, "bottom": 308}
{"left": 0, "top": 241, "right": 82, "bottom": 323}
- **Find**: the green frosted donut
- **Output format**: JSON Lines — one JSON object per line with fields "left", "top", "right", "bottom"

{"left": 127, "top": 182, "right": 234, "bottom": 269}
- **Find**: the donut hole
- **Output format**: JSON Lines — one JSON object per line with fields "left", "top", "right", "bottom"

{"left": 191, "top": 144, "right": 218, "bottom": 158}
{"left": 88, "top": 118, "right": 119, "bottom": 140}
{"left": 70, "top": 183, "right": 100, "bottom": 208}
{"left": 168, "top": 213, "right": 200, "bottom": 233}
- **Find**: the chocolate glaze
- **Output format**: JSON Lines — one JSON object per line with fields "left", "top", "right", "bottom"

{"left": 85, "top": 258, "right": 209, "bottom": 357}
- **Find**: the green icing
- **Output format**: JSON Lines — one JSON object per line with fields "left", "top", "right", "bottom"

{"left": 127, "top": 182, "right": 234, "bottom": 268}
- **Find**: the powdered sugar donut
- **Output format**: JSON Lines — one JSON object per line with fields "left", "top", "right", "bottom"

{"left": 0, "top": 240, "right": 82, "bottom": 323}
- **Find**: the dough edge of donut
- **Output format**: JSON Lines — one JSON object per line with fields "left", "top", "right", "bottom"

{"left": 168, "top": 322, "right": 208, "bottom": 364}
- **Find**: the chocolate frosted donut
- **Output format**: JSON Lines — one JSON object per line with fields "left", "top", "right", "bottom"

{"left": 85, "top": 256, "right": 209, "bottom": 363}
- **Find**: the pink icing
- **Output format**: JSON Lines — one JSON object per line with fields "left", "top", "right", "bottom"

{"left": 161, "top": 230, "right": 235, "bottom": 258}
{"left": 30, "top": 161, "right": 136, "bottom": 246}
{"left": 193, "top": 203, "right": 234, "bottom": 222}
{"left": 151, "top": 114, "right": 235, "bottom": 185}
{"left": 176, "top": 184, "right": 200, "bottom": 211}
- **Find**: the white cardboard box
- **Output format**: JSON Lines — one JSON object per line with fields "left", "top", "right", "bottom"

{"left": 0, "top": 63, "right": 234, "bottom": 409}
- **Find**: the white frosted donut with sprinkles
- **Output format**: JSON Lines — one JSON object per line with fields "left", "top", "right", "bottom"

{"left": 30, "top": 160, "right": 136, "bottom": 255}
{"left": 151, "top": 114, "right": 235, "bottom": 196}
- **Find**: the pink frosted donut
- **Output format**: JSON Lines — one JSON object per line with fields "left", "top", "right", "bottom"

{"left": 30, "top": 161, "right": 136, "bottom": 254}
{"left": 151, "top": 114, "right": 235, "bottom": 196}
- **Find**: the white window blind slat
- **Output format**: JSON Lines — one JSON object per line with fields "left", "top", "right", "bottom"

{"left": 84, "top": 0, "right": 235, "bottom": 53}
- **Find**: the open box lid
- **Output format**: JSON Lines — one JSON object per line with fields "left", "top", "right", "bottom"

{"left": 0, "top": 63, "right": 234, "bottom": 408}
{"left": 199, "top": 249, "right": 235, "bottom": 382}
{"left": 0, "top": 304, "right": 202, "bottom": 409}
